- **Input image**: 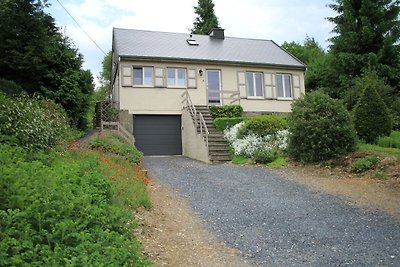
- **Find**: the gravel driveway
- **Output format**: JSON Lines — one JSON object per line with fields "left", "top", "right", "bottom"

{"left": 142, "top": 156, "right": 400, "bottom": 266}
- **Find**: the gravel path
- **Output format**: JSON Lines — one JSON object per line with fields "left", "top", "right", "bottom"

{"left": 142, "top": 156, "right": 400, "bottom": 266}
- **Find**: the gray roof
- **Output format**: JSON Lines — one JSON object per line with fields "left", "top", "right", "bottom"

{"left": 113, "top": 28, "right": 306, "bottom": 70}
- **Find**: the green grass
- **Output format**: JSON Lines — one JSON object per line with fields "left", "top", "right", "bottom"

{"left": 231, "top": 154, "right": 250, "bottom": 164}
{"left": 266, "top": 156, "right": 288, "bottom": 168}
{"left": 377, "top": 131, "right": 400, "bottom": 149}
{"left": 358, "top": 142, "right": 400, "bottom": 156}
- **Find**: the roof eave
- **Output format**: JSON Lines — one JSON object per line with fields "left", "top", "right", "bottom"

{"left": 118, "top": 55, "right": 307, "bottom": 70}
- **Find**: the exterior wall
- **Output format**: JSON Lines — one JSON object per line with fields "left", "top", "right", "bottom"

{"left": 181, "top": 108, "right": 210, "bottom": 163}
{"left": 117, "top": 59, "right": 305, "bottom": 114}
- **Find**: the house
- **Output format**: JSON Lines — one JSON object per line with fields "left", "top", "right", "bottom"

{"left": 111, "top": 28, "right": 306, "bottom": 162}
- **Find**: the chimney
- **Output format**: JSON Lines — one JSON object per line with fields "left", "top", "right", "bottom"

{"left": 209, "top": 28, "right": 225, "bottom": 40}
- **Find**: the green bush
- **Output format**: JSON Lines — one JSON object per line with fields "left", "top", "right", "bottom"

{"left": 287, "top": 90, "right": 356, "bottom": 163}
{"left": 352, "top": 155, "right": 379, "bottom": 173}
{"left": 0, "top": 144, "right": 151, "bottom": 266}
{"left": 90, "top": 132, "right": 143, "bottom": 163}
{"left": 0, "top": 93, "right": 71, "bottom": 151}
{"left": 376, "top": 131, "right": 400, "bottom": 149}
{"left": 353, "top": 80, "right": 392, "bottom": 143}
{"left": 209, "top": 105, "right": 243, "bottom": 119}
{"left": 0, "top": 79, "right": 25, "bottom": 95}
{"left": 213, "top": 117, "right": 246, "bottom": 131}
{"left": 253, "top": 149, "right": 280, "bottom": 164}
{"left": 238, "top": 115, "right": 288, "bottom": 138}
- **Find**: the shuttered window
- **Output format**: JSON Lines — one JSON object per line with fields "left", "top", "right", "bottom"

{"left": 276, "top": 74, "right": 292, "bottom": 99}
{"left": 133, "top": 67, "right": 154, "bottom": 86}
{"left": 167, "top": 68, "right": 186, "bottom": 88}
{"left": 246, "top": 72, "right": 263, "bottom": 97}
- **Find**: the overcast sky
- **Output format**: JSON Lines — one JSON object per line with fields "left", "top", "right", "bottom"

{"left": 46, "top": 0, "right": 336, "bottom": 87}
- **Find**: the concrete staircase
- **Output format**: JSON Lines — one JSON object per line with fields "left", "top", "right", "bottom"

{"left": 194, "top": 105, "right": 231, "bottom": 163}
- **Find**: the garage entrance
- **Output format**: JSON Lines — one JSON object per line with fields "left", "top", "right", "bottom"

{"left": 133, "top": 115, "right": 182, "bottom": 155}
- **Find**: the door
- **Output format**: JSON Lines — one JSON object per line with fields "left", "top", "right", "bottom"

{"left": 134, "top": 115, "right": 182, "bottom": 155}
{"left": 207, "top": 70, "right": 221, "bottom": 106}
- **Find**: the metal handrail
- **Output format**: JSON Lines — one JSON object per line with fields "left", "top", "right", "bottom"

{"left": 181, "top": 90, "right": 209, "bottom": 147}
{"left": 198, "top": 112, "right": 209, "bottom": 147}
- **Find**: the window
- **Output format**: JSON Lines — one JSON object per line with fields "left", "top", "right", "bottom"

{"left": 186, "top": 39, "right": 199, "bottom": 46}
{"left": 246, "top": 72, "right": 263, "bottom": 97}
{"left": 276, "top": 74, "right": 292, "bottom": 98}
{"left": 167, "top": 68, "right": 186, "bottom": 87}
{"left": 133, "top": 67, "right": 153, "bottom": 86}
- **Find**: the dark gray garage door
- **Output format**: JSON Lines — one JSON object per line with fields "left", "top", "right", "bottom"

{"left": 134, "top": 115, "right": 182, "bottom": 156}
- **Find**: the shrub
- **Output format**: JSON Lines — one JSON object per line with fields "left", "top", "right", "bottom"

{"left": 0, "top": 79, "right": 24, "bottom": 95}
{"left": 238, "top": 115, "right": 288, "bottom": 138}
{"left": 352, "top": 155, "right": 379, "bottom": 173}
{"left": 0, "top": 93, "right": 71, "bottom": 150}
{"left": 287, "top": 90, "right": 356, "bottom": 163}
{"left": 90, "top": 132, "right": 143, "bottom": 163}
{"left": 353, "top": 79, "right": 392, "bottom": 143}
{"left": 0, "top": 144, "right": 151, "bottom": 266}
{"left": 253, "top": 149, "right": 280, "bottom": 164}
{"left": 213, "top": 117, "right": 246, "bottom": 131}
{"left": 209, "top": 105, "right": 243, "bottom": 119}
{"left": 377, "top": 131, "right": 400, "bottom": 149}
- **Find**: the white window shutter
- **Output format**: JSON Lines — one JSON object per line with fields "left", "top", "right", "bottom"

{"left": 121, "top": 66, "right": 132, "bottom": 86}
{"left": 264, "top": 72, "right": 276, "bottom": 99}
{"left": 154, "top": 67, "right": 164, "bottom": 87}
{"left": 187, "top": 69, "right": 197, "bottom": 88}
{"left": 237, "top": 71, "right": 247, "bottom": 98}
{"left": 292, "top": 74, "right": 301, "bottom": 99}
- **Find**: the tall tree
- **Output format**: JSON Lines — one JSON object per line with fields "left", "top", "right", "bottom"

{"left": 282, "top": 36, "right": 327, "bottom": 91}
{"left": 0, "top": 0, "right": 94, "bottom": 129}
{"left": 191, "top": 0, "right": 220, "bottom": 34}
{"left": 324, "top": 0, "right": 400, "bottom": 98}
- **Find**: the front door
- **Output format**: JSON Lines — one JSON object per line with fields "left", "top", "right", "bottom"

{"left": 207, "top": 70, "right": 221, "bottom": 106}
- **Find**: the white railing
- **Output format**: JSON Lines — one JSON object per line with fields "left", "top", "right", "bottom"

{"left": 207, "top": 90, "right": 240, "bottom": 105}
{"left": 181, "top": 90, "right": 209, "bottom": 147}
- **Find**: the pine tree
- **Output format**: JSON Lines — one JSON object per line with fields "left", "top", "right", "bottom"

{"left": 324, "top": 0, "right": 400, "bottom": 98}
{"left": 191, "top": 0, "right": 220, "bottom": 35}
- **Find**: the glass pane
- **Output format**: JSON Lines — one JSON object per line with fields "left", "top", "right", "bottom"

{"left": 177, "top": 69, "right": 186, "bottom": 86}
{"left": 167, "top": 68, "right": 175, "bottom": 86}
{"left": 207, "top": 71, "right": 220, "bottom": 90}
{"left": 143, "top": 67, "right": 153, "bottom": 85}
{"left": 284, "top": 75, "right": 292, "bottom": 97}
{"left": 246, "top": 72, "right": 254, "bottom": 96}
{"left": 133, "top": 68, "right": 142, "bottom": 85}
{"left": 276, "top": 74, "right": 283, "bottom": 98}
{"left": 255, "top": 73, "right": 263, "bottom": 96}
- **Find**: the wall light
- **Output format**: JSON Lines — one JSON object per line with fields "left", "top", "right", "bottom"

{"left": 199, "top": 69, "right": 203, "bottom": 76}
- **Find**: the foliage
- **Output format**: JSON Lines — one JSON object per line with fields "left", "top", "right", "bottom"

{"left": 209, "top": 105, "right": 243, "bottom": 119}
{"left": 267, "top": 156, "right": 288, "bottom": 168}
{"left": 0, "top": 93, "right": 71, "bottom": 151}
{"left": 231, "top": 154, "right": 249, "bottom": 164}
{"left": 352, "top": 155, "right": 380, "bottom": 173}
{"left": 90, "top": 132, "right": 143, "bottom": 164}
{"left": 253, "top": 149, "right": 280, "bottom": 164}
{"left": 287, "top": 91, "right": 356, "bottom": 162}
{"left": 237, "top": 115, "right": 288, "bottom": 138}
{"left": 0, "top": 143, "right": 151, "bottom": 266}
{"left": 353, "top": 79, "right": 392, "bottom": 143}
{"left": 0, "top": 0, "right": 94, "bottom": 129}
{"left": 282, "top": 36, "right": 327, "bottom": 91}
{"left": 377, "top": 131, "right": 400, "bottom": 149}
{"left": 213, "top": 117, "right": 246, "bottom": 131}
{"left": 323, "top": 0, "right": 400, "bottom": 98}
{"left": 224, "top": 122, "right": 289, "bottom": 157}
{"left": 191, "top": 0, "right": 220, "bottom": 34}
{"left": 358, "top": 141, "right": 400, "bottom": 156}
{"left": 0, "top": 79, "right": 24, "bottom": 95}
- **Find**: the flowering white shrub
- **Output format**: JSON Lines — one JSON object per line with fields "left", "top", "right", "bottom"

{"left": 224, "top": 122, "right": 289, "bottom": 157}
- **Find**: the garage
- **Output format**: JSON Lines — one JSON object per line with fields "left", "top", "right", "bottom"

{"left": 133, "top": 115, "right": 182, "bottom": 155}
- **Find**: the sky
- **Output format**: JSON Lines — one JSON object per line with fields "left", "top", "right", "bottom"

{"left": 46, "top": 0, "right": 336, "bottom": 87}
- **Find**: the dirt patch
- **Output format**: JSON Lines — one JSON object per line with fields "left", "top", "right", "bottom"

{"left": 278, "top": 162, "right": 400, "bottom": 220}
{"left": 134, "top": 182, "right": 252, "bottom": 267}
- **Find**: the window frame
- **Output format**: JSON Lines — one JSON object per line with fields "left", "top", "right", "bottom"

{"left": 166, "top": 67, "right": 187, "bottom": 88}
{"left": 276, "top": 73, "right": 293, "bottom": 99}
{"left": 132, "top": 66, "right": 154, "bottom": 87}
{"left": 246, "top": 71, "right": 264, "bottom": 98}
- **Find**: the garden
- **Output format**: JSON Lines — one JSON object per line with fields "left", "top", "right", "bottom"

{"left": 0, "top": 92, "right": 152, "bottom": 266}
{"left": 211, "top": 89, "right": 400, "bottom": 181}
